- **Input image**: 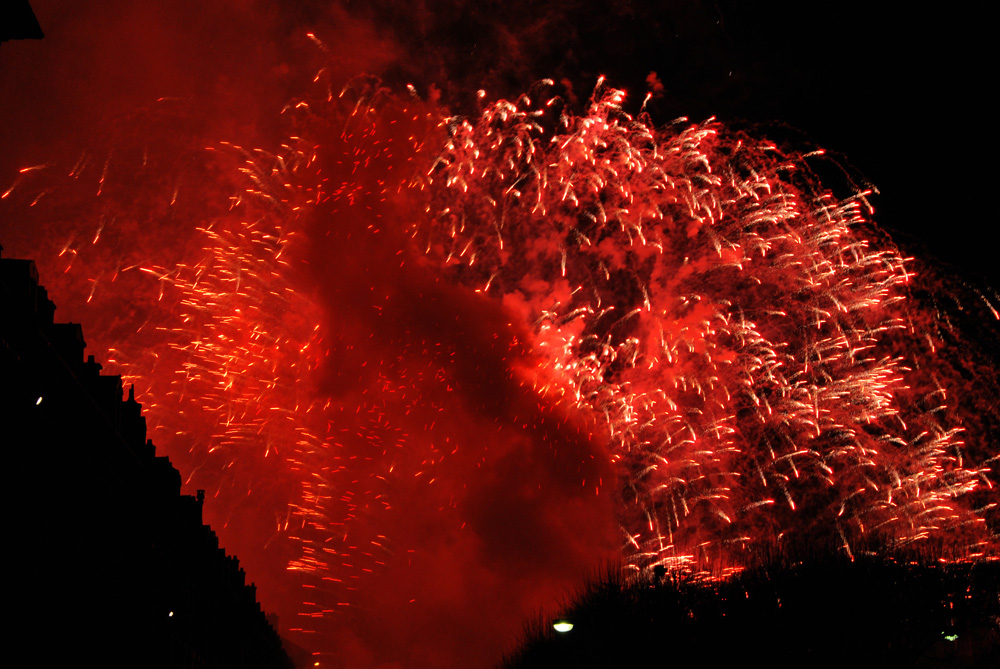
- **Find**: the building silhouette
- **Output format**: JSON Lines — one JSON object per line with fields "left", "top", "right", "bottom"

{"left": 1, "top": 244, "right": 294, "bottom": 668}
{"left": 0, "top": 1, "right": 43, "bottom": 43}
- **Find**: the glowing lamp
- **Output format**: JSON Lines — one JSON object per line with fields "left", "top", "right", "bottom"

{"left": 552, "top": 619, "right": 574, "bottom": 633}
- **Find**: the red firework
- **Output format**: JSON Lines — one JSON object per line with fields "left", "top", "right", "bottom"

{"left": 2, "top": 70, "right": 996, "bottom": 665}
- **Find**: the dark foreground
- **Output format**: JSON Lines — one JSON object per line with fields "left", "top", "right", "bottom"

{"left": 503, "top": 551, "right": 1000, "bottom": 668}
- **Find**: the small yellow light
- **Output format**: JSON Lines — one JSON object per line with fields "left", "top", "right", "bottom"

{"left": 35, "top": 396, "right": 43, "bottom": 405}
{"left": 553, "top": 619, "right": 574, "bottom": 633}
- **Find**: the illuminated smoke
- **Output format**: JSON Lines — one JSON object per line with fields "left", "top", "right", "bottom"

{"left": 414, "top": 78, "right": 996, "bottom": 567}
{"left": 3, "top": 69, "right": 997, "bottom": 665}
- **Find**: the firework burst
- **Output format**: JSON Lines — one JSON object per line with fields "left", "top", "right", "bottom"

{"left": 411, "top": 79, "right": 997, "bottom": 569}
{"left": 2, "top": 70, "right": 997, "bottom": 664}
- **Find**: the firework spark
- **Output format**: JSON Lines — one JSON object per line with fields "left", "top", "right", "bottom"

{"left": 2, "top": 70, "right": 997, "bottom": 665}
{"left": 412, "top": 79, "right": 996, "bottom": 568}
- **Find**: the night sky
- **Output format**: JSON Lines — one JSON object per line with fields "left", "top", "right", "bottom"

{"left": 1, "top": 3, "right": 992, "bottom": 667}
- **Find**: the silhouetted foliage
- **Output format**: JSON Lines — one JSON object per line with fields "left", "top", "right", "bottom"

{"left": 502, "top": 548, "right": 1000, "bottom": 668}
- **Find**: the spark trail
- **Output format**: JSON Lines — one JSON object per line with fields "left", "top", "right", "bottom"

{"left": 2, "top": 74, "right": 997, "bottom": 664}
{"left": 414, "top": 79, "right": 997, "bottom": 568}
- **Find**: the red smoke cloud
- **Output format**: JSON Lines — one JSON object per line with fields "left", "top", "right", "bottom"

{"left": 1, "top": 3, "right": 621, "bottom": 666}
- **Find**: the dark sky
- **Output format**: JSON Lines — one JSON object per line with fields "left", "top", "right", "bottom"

{"left": 1, "top": 3, "right": 991, "bottom": 667}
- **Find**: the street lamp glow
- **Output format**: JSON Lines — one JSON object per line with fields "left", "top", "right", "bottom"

{"left": 553, "top": 619, "right": 574, "bottom": 633}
